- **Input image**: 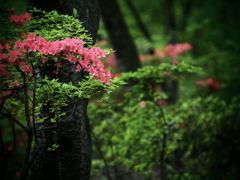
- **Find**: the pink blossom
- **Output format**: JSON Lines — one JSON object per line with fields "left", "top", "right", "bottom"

{"left": 0, "top": 64, "right": 5, "bottom": 70}
{"left": 0, "top": 64, "right": 10, "bottom": 77}
{"left": 2, "top": 27, "right": 111, "bottom": 85}
{"left": 105, "top": 52, "right": 117, "bottom": 69}
{"left": 91, "top": 47, "right": 106, "bottom": 57}
{"left": 5, "top": 44, "right": 11, "bottom": 51}
{"left": 76, "top": 64, "right": 82, "bottom": 72}
{"left": 95, "top": 101, "right": 102, "bottom": 107}
{"left": 88, "top": 66, "right": 98, "bottom": 76}
{"left": 27, "top": 33, "right": 36, "bottom": 40}
{"left": 14, "top": 40, "right": 22, "bottom": 48}
{"left": 195, "top": 77, "right": 221, "bottom": 91}
{"left": 97, "top": 40, "right": 108, "bottom": 46}
{"left": 213, "top": 81, "right": 221, "bottom": 91}
{"left": 2, "top": 91, "right": 11, "bottom": 96}
{"left": 9, "top": 80, "right": 20, "bottom": 87}
{"left": 79, "top": 60, "right": 89, "bottom": 69}
{"left": 140, "top": 101, "right": 146, "bottom": 108}
{"left": 9, "top": 12, "right": 31, "bottom": 25}
{"left": 155, "top": 85, "right": 162, "bottom": 92}
{"left": 92, "top": 59, "right": 104, "bottom": 69}
{"left": 83, "top": 50, "right": 94, "bottom": 60}
{"left": 35, "top": 36, "right": 47, "bottom": 45}
{"left": 100, "top": 76, "right": 110, "bottom": 85}
{"left": 29, "top": 44, "right": 38, "bottom": 52}
{"left": 157, "top": 99, "right": 168, "bottom": 107}
{"left": 111, "top": 73, "right": 121, "bottom": 78}
{"left": 66, "top": 54, "right": 77, "bottom": 63}
{"left": 206, "top": 78, "right": 214, "bottom": 85}
{"left": 6, "top": 145, "right": 13, "bottom": 151}
{"left": 154, "top": 43, "right": 192, "bottom": 64}
{"left": 0, "top": 53, "right": 7, "bottom": 60}
{"left": 39, "top": 56, "right": 47, "bottom": 63}
{"left": 21, "top": 65, "right": 30, "bottom": 72}
{"left": 154, "top": 49, "right": 166, "bottom": 58}
{"left": 55, "top": 61, "right": 61, "bottom": 68}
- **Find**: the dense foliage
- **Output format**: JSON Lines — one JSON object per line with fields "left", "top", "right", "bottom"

{"left": 89, "top": 45, "right": 240, "bottom": 179}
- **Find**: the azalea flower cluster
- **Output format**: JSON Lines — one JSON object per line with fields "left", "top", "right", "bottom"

{"left": 154, "top": 42, "right": 192, "bottom": 64}
{"left": 195, "top": 77, "right": 221, "bottom": 91}
{"left": 138, "top": 43, "right": 192, "bottom": 65}
{"left": 1, "top": 33, "right": 111, "bottom": 88}
{"left": 9, "top": 11, "right": 31, "bottom": 25}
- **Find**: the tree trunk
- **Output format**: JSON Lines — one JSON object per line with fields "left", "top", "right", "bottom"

{"left": 124, "top": 0, "right": 152, "bottom": 42}
{"left": 31, "top": 64, "right": 91, "bottom": 180}
{"left": 28, "top": 0, "right": 100, "bottom": 179}
{"left": 165, "top": 0, "right": 176, "bottom": 44}
{"left": 97, "top": 0, "right": 141, "bottom": 73}
{"left": 165, "top": 0, "right": 178, "bottom": 105}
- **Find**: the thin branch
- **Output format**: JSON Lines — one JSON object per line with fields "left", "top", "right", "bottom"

{"left": 9, "top": 115, "right": 17, "bottom": 153}
{"left": 15, "top": 64, "right": 34, "bottom": 177}
{"left": 0, "top": 90, "right": 15, "bottom": 111}
{"left": 2, "top": 107, "right": 28, "bottom": 132}
{"left": 31, "top": 64, "right": 38, "bottom": 144}
{"left": 20, "top": 143, "right": 41, "bottom": 180}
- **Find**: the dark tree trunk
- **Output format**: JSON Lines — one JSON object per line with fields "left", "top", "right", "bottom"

{"left": 165, "top": 0, "right": 176, "bottom": 44}
{"left": 97, "top": 0, "right": 141, "bottom": 73}
{"left": 31, "top": 64, "right": 92, "bottom": 180}
{"left": 164, "top": 0, "right": 178, "bottom": 105}
{"left": 28, "top": 0, "right": 100, "bottom": 180}
{"left": 124, "top": 0, "right": 152, "bottom": 42}
{"left": 179, "top": 0, "right": 192, "bottom": 32}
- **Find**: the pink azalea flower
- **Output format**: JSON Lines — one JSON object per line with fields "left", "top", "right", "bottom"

{"left": 76, "top": 64, "right": 82, "bottom": 72}
{"left": 140, "top": 101, "right": 146, "bottom": 108}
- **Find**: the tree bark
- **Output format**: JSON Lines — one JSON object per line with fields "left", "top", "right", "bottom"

{"left": 97, "top": 0, "right": 141, "bottom": 73}
{"left": 31, "top": 64, "right": 92, "bottom": 180}
{"left": 28, "top": 0, "right": 100, "bottom": 179}
{"left": 124, "top": 0, "right": 152, "bottom": 42}
{"left": 165, "top": 0, "right": 176, "bottom": 44}
{"left": 164, "top": 0, "right": 178, "bottom": 105}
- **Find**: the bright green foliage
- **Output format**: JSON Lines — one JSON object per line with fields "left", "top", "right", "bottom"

{"left": 29, "top": 8, "right": 91, "bottom": 43}
{"left": 35, "top": 76, "right": 122, "bottom": 123}
{"left": 89, "top": 51, "right": 240, "bottom": 179}
{"left": 47, "top": 143, "right": 59, "bottom": 151}
{"left": 89, "top": 61, "right": 200, "bottom": 178}
{"left": 90, "top": 68, "right": 240, "bottom": 179}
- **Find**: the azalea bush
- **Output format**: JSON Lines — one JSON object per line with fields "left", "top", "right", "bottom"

{"left": 89, "top": 39, "right": 240, "bottom": 180}
{"left": 89, "top": 42, "right": 202, "bottom": 179}
{"left": 167, "top": 96, "right": 240, "bottom": 180}
{"left": 0, "top": 7, "right": 121, "bottom": 179}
